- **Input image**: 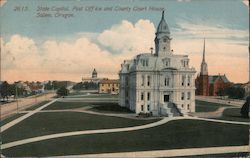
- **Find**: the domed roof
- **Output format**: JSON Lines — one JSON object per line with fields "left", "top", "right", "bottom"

{"left": 92, "top": 68, "right": 97, "bottom": 74}
{"left": 156, "top": 11, "right": 170, "bottom": 34}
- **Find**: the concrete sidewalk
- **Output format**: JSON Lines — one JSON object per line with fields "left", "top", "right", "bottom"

{"left": 50, "top": 145, "right": 249, "bottom": 158}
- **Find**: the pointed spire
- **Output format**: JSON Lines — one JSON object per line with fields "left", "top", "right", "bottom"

{"left": 202, "top": 38, "right": 206, "bottom": 62}
{"left": 162, "top": 10, "right": 165, "bottom": 20}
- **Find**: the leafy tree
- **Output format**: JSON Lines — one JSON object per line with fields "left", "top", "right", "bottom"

{"left": 72, "top": 82, "right": 84, "bottom": 90}
{"left": 223, "top": 87, "right": 245, "bottom": 99}
{"left": 45, "top": 81, "right": 53, "bottom": 90}
{"left": 72, "top": 82, "right": 98, "bottom": 90}
{"left": 0, "top": 81, "right": 11, "bottom": 101}
{"left": 56, "top": 86, "right": 69, "bottom": 96}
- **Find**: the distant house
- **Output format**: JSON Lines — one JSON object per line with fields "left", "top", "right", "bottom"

{"left": 98, "top": 79, "right": 119, "bottom": 94}
{"left": 208, "top": 75, "right": 232, "bottom": 96}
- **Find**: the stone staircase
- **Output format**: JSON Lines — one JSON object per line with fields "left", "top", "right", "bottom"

{"left": 160, "top": 102, "right": 183, "bottom": 117}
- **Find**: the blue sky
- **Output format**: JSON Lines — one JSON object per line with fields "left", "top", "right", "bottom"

{"left": 1, "top": 0, "right": 248, "bottom": 39}
{"left": 1, "top": 0, "right": 249, "bottom": 83}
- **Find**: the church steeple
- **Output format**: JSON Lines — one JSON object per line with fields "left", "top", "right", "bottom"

{"left": 202, "top": 38, "right": 206, "bottom": 62}
{"left": 155, "top": 11, "right": 172, "bottom": 57}
{"left": 200, "top": 39, "right": 208, "bottom": 75}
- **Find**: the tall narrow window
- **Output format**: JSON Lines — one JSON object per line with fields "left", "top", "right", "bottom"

{"left": 141, "top": 75, "right": 145, "bottom": 86}
{"left": 181, "top": 92, "right": 185, "bottom": 100}
{"left": 147, "top": 76, "right": 151, "bottom": 86}
{"left": 141, "top": 105, "right": 144, "bottom": 111}
{"left": 187, "top": 76, "right": 191, "bottom": 86}
{"left": 125, "top": 76, "right": 129, "bottom": 86}
{"left": 187, "top": 104, "right": 190, "bottom": 110}
{"left": 182, "top": 75, "right": 185, "bottom": 86}
{"left": 141, "top": 92, "right": 144, "bottom": 101}
{"left": 187, "top": 92, "right": 191, "bottom": 100}
{"left": 147, "top": 105, "right": 150, "bottom": 111}
{"left": 146, "top": 60, "right": 149, "bottom": 66}
{"left": 165, "top": 77, "right": 170, "bottom": 86}
{"left": 147, "top": 92, "right": 150, "bottom": 100}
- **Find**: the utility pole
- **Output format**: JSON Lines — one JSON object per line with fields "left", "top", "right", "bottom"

{"left": 15, "top": 84, "right": 19, "bottom": 113}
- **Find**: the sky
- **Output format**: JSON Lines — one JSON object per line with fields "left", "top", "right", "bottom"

{"left": 0, "top": 0, "right": 249, "bottom": 83}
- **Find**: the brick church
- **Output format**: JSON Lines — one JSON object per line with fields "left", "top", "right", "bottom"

{"left": 195, "top": 39, "right": 232, "bottom": 96}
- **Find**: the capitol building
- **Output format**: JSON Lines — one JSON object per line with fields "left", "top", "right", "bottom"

{"left": 119, "top": 11, "right": 196, "bottom": 116}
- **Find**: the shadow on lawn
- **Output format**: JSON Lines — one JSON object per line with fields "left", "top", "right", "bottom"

{"left": 89, "top": 102, "right": 133, "bottom": 113}
{"left": 218, "top": 108, "right": 250, "bottom": 122}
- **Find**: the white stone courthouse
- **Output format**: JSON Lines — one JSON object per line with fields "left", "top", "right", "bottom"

{"left": 119, "top": 11, "right": 196, "bottom": 117}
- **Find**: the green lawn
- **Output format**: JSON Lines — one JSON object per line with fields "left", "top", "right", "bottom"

{"left": 25, "top": 101, "right": 50, "bottom": 111}
{"left": 217, "top": 108, "right": 250, "bottom": 122}
{"left": 88, "top": 102, "right": 133, "bottom": 113}
{"left": 43, "top": 101, "right": 132, "bottom": 114}
{"left": 1, "top": 113, "right": 26, "bottom": 127}
{"left": 43, "top": 101, "right": 91, "bottom": 110}
{"left": 66, "top": 94, "right": 118, "bottom": 99}
{"left": 1, "top": 112, "right": 159, "bottom": 143}
{"left": 3, "top": 119, "right": 248, "bottom": 157}
{"left": 195, "top": 100, "right": 231, "bottom": 112}
{"left": 68, "top": 91, "right": 87, "bottom": 96}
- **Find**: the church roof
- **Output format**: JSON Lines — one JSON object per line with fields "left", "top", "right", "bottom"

{"left": 208, "top": 75, "right": 230, "bottom": 84}
{"left": 156, "top": 11, "right": 170, "bottom": 34}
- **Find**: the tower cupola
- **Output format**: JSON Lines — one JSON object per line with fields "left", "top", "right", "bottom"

{"left": 92, "top": 68, "right": 97, "bottom": 78}
{"left": 155, "top": 11, "right": 172, "bottom": 56}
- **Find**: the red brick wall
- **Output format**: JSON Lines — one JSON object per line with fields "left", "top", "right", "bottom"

{"left": 195, "top": 75, "right": 209, "bottom": 96}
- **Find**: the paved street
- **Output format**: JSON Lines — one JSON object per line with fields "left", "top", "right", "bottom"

{"left": 1, "top": 92, "right": 56, "bottom": 119}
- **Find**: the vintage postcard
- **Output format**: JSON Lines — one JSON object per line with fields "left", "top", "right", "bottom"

{"left": 0, "top": 0, "right": 249, "bottom": 157}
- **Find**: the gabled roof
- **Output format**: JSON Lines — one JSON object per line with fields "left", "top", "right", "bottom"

{"left": 208, "top": 75, "right": 230, "bottom": 84}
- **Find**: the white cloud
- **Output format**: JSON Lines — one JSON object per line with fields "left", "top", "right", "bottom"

{"left": 174, "top": 22, "right": 249, "bottom": 41}
{"left": 2, "top": 35, "right": 41, "bottom": 70}
{"left": 2, "top": 19, "right": 249, "bottom": 83}
{"left": 242, "top": 0, "right": 249, "bottom": 8}
{"left": 97, "top": 19, "right": 155, "bottom": 56}
{"left": 0, "top": 0, "right": 7, "bottom": 7}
